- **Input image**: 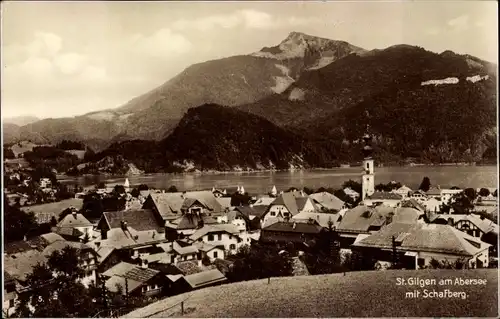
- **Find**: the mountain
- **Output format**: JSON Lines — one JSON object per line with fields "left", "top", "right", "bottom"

{"left": 3, "top": 116, "right": 40, "bottom": 127}
{"left": 78, "top": 104, "right": 339, "bottom": 174}
{"left": 236, "top": 45, "right": 497, "bottom": 163}
{"left": 6, "top": 32, "right": 365, "bottom": 145}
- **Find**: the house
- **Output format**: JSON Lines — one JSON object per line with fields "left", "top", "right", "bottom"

{"left": 215, "top": 197, "right": 233, "bottom": 211}
{"left": 409, "top": 190, "right": 429, "bottom": 202}
{"left": 336, "top": 205, "right": 395, "bottom": 246}
{"left": 172, "top": 269, "right": 227, "bottom": 295}
{"left": 362, "top": 192, "right": 402, "bottom": 208}
{"left": 5, "top": 193, "right": 29, "bottom": 207}
{"left": 103, "top": 262, "right": 168, "bottom": 298}
{"left": 292, "top": 211, "right": 344, "bottom": 229}
{"left": 475, "top": 194, "right": 498, "bottom": 206}
{"left": 96, "top": 209, "right": 165, "bottom": 239}
{"left": 391, "top": 207, "right": 424, "bottom": 224}
{"left": 353, "top": 222, "right": 491, "bottom": 269}
{"left": 261, "top": 192, "right": 315, "bottom": 228}
{"left": 3, "top": 272, "right": 18, "bottom": 317}
{"left": 232, "top": 205, "right": 268, "bottom": 230}
{"left": 39, "top": 177, "right": 52, "bottom": 189}
{"left": 53, "top": 211, "right": 94, "bottom": 241}
{"left": 4, "top": 236, "right": 99, "bottom": 288}
{"left": 193, "top": 242, "right": 226, "bottom": 262}
{"left": 309, "top": 192, "right": 345, "bottom": 212}
{"left": 392, "top": 185, "right": 413, "bottom": 199}
{"left": 440, "top": 188, "right": 464, "bottom": 205}
{"left": 422, "top": 197, "right": 441, "bottom": 213}
{"left": 187, "top": 224, "right": 243, "bottom": 255}
{"left": 400, "top": 198, "right": 426, "bottom": 212}
{"left": 260, "top": 220, "right": 324, "bottom": 245}
{"left": 165, "top": 213, "right": 218, "bottom": 237}
{"left": 143, "top": 191, "right": 223, "bottom": 222}
{"left": 217, "top": 209, "right": 248, "bottom": 232}
{"left": 343, "top": 187, "right": 360, "bottom": 201}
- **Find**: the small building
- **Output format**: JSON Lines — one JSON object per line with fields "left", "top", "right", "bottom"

{"left": 422, "top": 197, "right": 441, "bottom": 213}
{"left": 104, "top": 262, "right": 168, "bottom": 298}
{"left": 187, "top": 224, "right": 242, "bottom": 255}
{"left": 362, "top": 192, "right": 402, "bottom": 208}
{"left": 260, "top": 220, "right": 324, "bottom": 245}
{"left": 353, "top": 222, "right": 491, "bottom": 269}
{"left": 409, "top": 190, "right": 429, "bottom": 202}
{"left": 172, "top": 269, "right": 227, "bottom": 294}
{"left": 39, "top": 177, "right": 52, "bottom": 189}
{"left": 53, "top": 211, "right": 94, "bottom": 241}
{"left": 392, "top": 185, "right": 413, "bottom": 199}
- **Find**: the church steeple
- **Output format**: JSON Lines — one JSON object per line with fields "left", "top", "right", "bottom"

{"left": 361, "top": 123, "right": 375, "bottom": 201}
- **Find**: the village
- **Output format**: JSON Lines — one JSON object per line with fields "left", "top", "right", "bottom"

{"left": 3, "top": 131, "right": 498, "bottom": 317}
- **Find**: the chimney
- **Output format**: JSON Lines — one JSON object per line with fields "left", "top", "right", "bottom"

{"left": 72, "top": 211, "right": 77, "bottom": 218}
{"left": 293, "top": 222, "right": 297, "bottom": 230}
{"left": 140, "top": 259, "right": 149, "bottom": 269}
{"left": 101, "top": 229, "right": 108, "bottom": 240}
{"left": 95, "top": 241, "right": 101, "bottom": 248}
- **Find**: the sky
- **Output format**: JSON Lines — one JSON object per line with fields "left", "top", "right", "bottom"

{"left": 1, "top": 1, "right": 498, "bottom": 119}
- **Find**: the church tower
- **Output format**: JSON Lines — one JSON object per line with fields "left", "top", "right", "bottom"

{"left": 361, "top": 127, "right": 375, "bottom": 201}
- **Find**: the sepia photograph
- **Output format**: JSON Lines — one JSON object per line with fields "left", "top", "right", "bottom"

{"left": 1, "top": 0, "right": 498, "bottom": 317}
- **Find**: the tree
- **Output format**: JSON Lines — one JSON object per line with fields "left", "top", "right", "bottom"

{"left": 479, "top": 188, "right": 490, "bottom": 197}
{"left": 342, "top": 180, "right": 362, "bottom": 194}
{"left": 493, "top": 189, "right": 498, "bottom": 197}
{"left": 4, "top": 196, "right": 37, "bottom": 243}
{"left": 113, "top": 184, "right": 126, "bottom": 195}
{"left": 4, "top": 147, "right": 15, "bottom": 159}
{"left": 130, "top": 188, "right": 140, "bottom": 198}
{"left": 463, "top": 188, "right": 477, "bottom": 201}
{"left": 226, "top": 243, "right": 292, "bottom": 282}
{"left": 138, "top": 184, "right": 149, "bottom": 191}
{"left": 303, "top": 187, "right": 314, "bottom": 195}
{"left": 418, "top": 177, "right": 431, "bottom": 192}
{"left": 15, "top": 247, "right": 97, "bottom": 318}
{"left": 167, "top": 185, "right": 178, "bottom": 193}
{"left": 230, "top": 193, "right": 252, "bottom": 206}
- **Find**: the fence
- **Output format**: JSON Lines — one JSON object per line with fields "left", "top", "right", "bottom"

{"left": 143, "top": 296, "right": 191, "bottom": 318}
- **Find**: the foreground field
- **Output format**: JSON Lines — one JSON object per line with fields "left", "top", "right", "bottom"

{"left": 124, "top": 269, "right": 498, "bottom": 318}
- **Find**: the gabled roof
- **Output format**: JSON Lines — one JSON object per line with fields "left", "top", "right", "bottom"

{"left": 147, "top": 191, "right": 223, "bottom": 219}
{"left": 103, "top": 262, "right": 137, "bottom": 278}
{"left": 106, "top": 276, "right": 142, "bottom": 295}
{"left": 90, "top": 227, "right": 167, "bottom": 250}
{"left": 167, "top": 214, "right": 218, "bottom": 230}
{"left": 193, "top": 242, "right": 220, "bottom": 253}
{"left": 392, "top": 207, "right": 424, "bottom": 224}
{"left": 295, "top": 197, "right": 313, "bottom": 212}
{"left": 101, "top": 209, "right": 164, "bottom": 232}
{"left": 21, "top": 198, "right": 84, "bottom": 223}
{"left": 366, "top": 192, "right": 402, "bottom": 200}
{"left": 354, "top": 223, "right": 490, "bottom": 256}
{"left": 181, "top": 198, "right": 206, "bottom": 212}
{"left": 57, "top": 212, "right": 92, "bottom": 229}
{"left": 189, "top": 224, "right": 240, "bottom": 241}
{"left": 4, "top": 232, "right": 65, "bottom": 255}
{"left": 235, "top": 206, "right": 268, "bottom": 219}
{"left": 252, "top": 197, "right": 276, "bottom": 207}
{"left": 401, "top": 199, "right": 426, "bottom": 212}
{"left": 172, "top": 241, "right": 199, "bottom": 255}
{"left": 183, "top": 269, "right": 227, "bottom": 289}
{"left": 395, "top": 185, "right": 413, "bottom": 193}
{"left": 263, "top": 221, "right": 323, "bottom": 234}
{"left": 454, "top": 214, "right": 499, "bottom": 235}
{"left": 337, "top": 205, "right": 394, "bottom": 233}
{"left": 270, "top": 193, "right": 299, "bottom": 215}
{"left": 309, "top": 192, "right": 345, "bottom": 212}
{"left": 216, "top": 197, "right": 232, "bottom": 210}
{"left": 292, "top": 211, "right": 342, "bottom": 228}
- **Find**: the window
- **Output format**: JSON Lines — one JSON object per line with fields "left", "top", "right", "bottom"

{"left": 142, "top": 286, "right": 147, "bottom": 293}
{"left": 208, "top": 234, "right": 214, "bottom": 241}
{"left": 217, "top": 234, "right": 222, "bottom": 241}
{"left": 213, "top": 251, "right": 218, "bottom": 258}
{"left": 230, "top": 244, "right": 236, "bottom": 250}
{"left": 284, "top": 213, "right": 289, "bottom": 218}
{"left": 270, "top": 211, "right": 276, "bottom": 216}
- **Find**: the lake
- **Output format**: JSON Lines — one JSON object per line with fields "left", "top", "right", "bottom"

{"left": 59, "top": 165, "right": 498, "bottom": 194}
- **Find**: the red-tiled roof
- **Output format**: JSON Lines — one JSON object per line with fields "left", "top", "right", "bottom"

{"left": 337, "top": 205, "right": 394, "bottom": 233}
